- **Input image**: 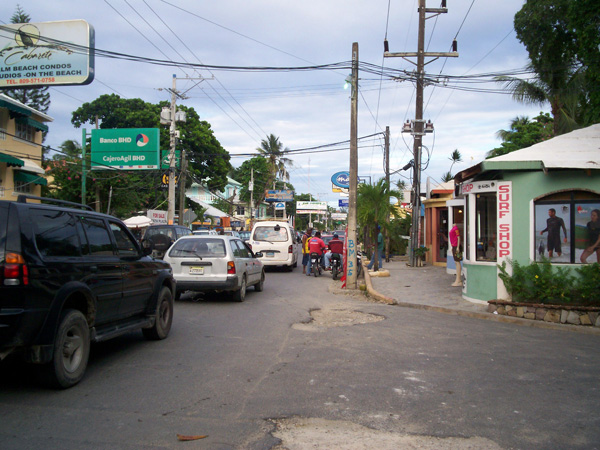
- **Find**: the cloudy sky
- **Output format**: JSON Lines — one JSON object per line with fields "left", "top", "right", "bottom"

{"left": 1, "top": 0, "right": 543, "bottom": 205}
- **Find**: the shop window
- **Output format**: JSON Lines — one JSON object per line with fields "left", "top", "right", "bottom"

{"left": 535, "top": 191, "right": 600, "bottom": 264}
{"left": 475, "top": 193, "right": 497, "bottom": 262}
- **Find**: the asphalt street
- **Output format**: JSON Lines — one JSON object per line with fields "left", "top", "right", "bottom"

{"left": 1, "top": 263, "right": 599, "bottom": 449}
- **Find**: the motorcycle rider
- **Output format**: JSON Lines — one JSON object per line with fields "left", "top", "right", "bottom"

{"left": 323, "top": 233, "right": 343, "bottom": 270}
{"left": 306, "top": 230, "right": 327, "bottom": 276}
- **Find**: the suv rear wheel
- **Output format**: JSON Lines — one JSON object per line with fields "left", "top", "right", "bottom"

{"left": 39, "top": 309, "right": 90, "bottom": 389}
{"left": 143, "top": 287, "right": 174, "bottom": 340}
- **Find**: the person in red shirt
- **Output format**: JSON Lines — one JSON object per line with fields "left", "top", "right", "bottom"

{"left": 324, "top": 233, "right": 343, "bottom": 269}
{"left": 307, "top": 231, "right": 327, "bottom": 276}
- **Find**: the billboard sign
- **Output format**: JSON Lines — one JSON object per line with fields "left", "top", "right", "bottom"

{"left": 338, "top": 199, "right": 349, "bottom": 207}
{"left": 296, "top": 201, "right": 327, "bottom": 211}
{"left": 91, "top": 128, "right": 159, "bottom": 170}
{"left": 331, "top": 171, "right": 350, "bottom": 188}
{"left": 0, "top": 20, "right": 94, "bottom": 88}
{"left": 264, "top": 189, "right": 294, "bottom": 202}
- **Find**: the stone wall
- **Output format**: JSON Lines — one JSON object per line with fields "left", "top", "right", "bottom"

{"left": 487, "top": 300, "right": 600, "bottom": 327}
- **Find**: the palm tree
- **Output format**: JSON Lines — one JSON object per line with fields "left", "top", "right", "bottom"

{"left": 495, "top": 65, "right": 584, "bottom": 136}
{"left": 256, "top": 134, "right": 293, "bottom": 185}
{"left": 441, "top": 149, "right": 463, "bottom": 182}
{"left": 357, "top": 178, "right": 401, "bottom": 271}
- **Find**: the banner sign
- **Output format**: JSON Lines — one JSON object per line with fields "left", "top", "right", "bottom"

{"left": 297, "top": 210, "right": 327, "bottom": 215}
{"left": 0, "top": 20, "right": 95, "bottom": 88}
{"left": 331, "top": 213, "right": 347, "bottom": 220}
{"left": 91, "top": 128, "right": 159, "bottom": 170}
{"left": 296, "top": 201, "right": 327, "bottom": 211}
{"left": 339, "top": 199, "right": 349, "bottom": 207}
{"left": 264, "top": 189, "right": 294, "bottom": 202}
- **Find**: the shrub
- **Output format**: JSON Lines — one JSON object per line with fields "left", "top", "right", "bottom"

{"left": 575, "top": 263, "right": 600, "bottom": 305}
{"left": 498, "top": 258, "right": 578, "bottom": 305}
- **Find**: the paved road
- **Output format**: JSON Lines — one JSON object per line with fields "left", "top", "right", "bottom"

{"left": 1, "top": 264, "right": 599, "bottom": 449}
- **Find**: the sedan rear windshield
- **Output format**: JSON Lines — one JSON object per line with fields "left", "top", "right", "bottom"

{"left": 253, "top": 226, "right": 289, "bottom": 242}
{"left": 169, "top": 238, "right": 226, "bottom": 258}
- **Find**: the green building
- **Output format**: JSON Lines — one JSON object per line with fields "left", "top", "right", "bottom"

{"left": 453, "top": 124, "right": 600, "bottom": 302}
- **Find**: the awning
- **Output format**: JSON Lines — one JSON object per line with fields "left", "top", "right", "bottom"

{"left": 13, "top": 170, "right": 47, "bottom": 186}
{"left": 0, "top": 98, "right": 31, "bottom": 116}
{"left": 15, "top": 116, "right": 48, "bottom": 132}
{"left": 187, "top": 196, "right": 230, "bottom": 217}
{"left": 0, "top": 152, "right": 24, "bottom": 167}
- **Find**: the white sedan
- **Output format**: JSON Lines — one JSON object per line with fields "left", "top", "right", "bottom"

{"left": 164, "top": 235, "right": 265, "bottom": 302}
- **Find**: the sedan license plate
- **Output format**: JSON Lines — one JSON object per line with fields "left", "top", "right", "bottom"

{"left": 189, "top": 266, "right": 204, "bottom": 275}
{"left": 266, "top": 251, "right": 274, "bottom": 257}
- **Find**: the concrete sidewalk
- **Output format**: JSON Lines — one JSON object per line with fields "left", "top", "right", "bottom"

{"left": 362, "top": 258, "right": 600, "bottom": 334}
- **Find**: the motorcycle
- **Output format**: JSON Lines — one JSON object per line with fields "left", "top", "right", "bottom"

{"left": 310, "top": 252, "right": 322, "bottom": 277}
{"left": 356, "top": 251, "right": 363, "bottom": 277}
{"left": 330, "top": 253, "right": 342, "bottom": 280}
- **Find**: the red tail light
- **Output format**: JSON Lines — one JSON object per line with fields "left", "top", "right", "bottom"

{"left": 4, "top": 252, "right": 29, "bottom": 285}
{"left": 288, "top": 245, "right": 293, "bottom": 253}
{"left": 247, "top": 243, "right": 252, "bottom": 250}
{"left": 227, "top": 261, "right": 236, "bottom": 275}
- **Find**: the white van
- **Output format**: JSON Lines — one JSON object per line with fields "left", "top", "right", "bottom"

{"left": 249, "top": 220, "right": 299, "bottom": 270}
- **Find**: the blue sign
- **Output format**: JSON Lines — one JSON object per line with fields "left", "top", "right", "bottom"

{"left": 331, "top": 171, "right": 350, "bottom": 188}
{"left": 339, "top": 199, "right": 349, "bottom": 207}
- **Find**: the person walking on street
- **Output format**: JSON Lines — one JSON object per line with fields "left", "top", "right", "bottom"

{"left": 301, "top": 228, "right": 313, "bottom": 274}
{"left": 367, "top": 226, "right": 384, "bottom": 271}
{"left": 307, "top": 231, "right": 327, "bottom": 276}
{"left": 450, "top": 223, "right": 462, "bottom": 286}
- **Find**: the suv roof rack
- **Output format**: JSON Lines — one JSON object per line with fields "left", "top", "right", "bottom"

{"left": 17, "top": 195, "right": 94, "bottom": 211}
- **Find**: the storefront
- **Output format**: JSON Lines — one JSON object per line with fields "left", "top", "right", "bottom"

{"left": 454, "top": 124, "right": 600, "bottom": 302}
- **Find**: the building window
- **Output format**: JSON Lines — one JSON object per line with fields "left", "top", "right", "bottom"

{"left": 236, "top": 206, "right": 245, "bottom": 215}
{"left": 16, "top": 122, "right": 36, "bottom": 142}
{"left": 475, "top": 193, "right": 497, "bottom": 262}
{"left": 14, "top": 180, "right": 32, "bottom": 193}
{"left": 535, "top": 191, "right": 600, "bottom": 264}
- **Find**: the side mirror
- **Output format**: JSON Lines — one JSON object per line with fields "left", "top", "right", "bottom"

{"left": 254, "top": 251, "right": 263, "bottom": 258}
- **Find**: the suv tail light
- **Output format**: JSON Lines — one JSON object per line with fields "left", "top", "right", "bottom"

{"left": 227, "top": 261, "right": 236, "bottom": 275}
{"left": 288, "top": 245, "right": 293, "bottom": 254}
{"left": 4, "top": 252, "right": 29, "bottom": 286}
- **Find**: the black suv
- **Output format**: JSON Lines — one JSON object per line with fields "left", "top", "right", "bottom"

{"left": 0, "top": 196, "right": 176, "bottom": 388}
{"left": 143, "top": 224, "right": 192, "bottom": 259}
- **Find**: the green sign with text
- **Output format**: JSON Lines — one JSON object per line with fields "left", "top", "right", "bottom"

{"left": 91, "top": 128, "right": 159, "bottom": 170}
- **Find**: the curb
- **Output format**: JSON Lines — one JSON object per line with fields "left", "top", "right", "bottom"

{"left": 362, "top": 264, "right": 396, "bottom": 305}
{"left": 362, "top": 263, "right": 600, "bottom": 336}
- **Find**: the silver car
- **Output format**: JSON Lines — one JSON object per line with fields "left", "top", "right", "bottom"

{"left": 164, "top": 235, "right": 265, "bottom": 302}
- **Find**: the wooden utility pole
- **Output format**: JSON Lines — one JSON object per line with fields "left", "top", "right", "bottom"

{"left": 385, "top": 126, "right": 390, "bottom": 263}
{"left": 384, "top": 0, "right": 457, "bottom": 266}
{"left": 167, "top": 74, "right": 177, "bottom": 225}
{"left": 347, "top": 42, "right": 359, "bottom": 289}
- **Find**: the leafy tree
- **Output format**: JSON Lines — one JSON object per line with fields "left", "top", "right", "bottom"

{"left": 294, "top": 193, "right": 316, "bottom": 231}
{"left": 257, "top": 134, "right": 293, "bottom": 187}
{"left": 357, "top": 178, "right": 401, "bottom": 271}
{"left": 231, "top": 157, "right": 271, "bottom": 217}
{"left": 3, "top": 5, "right": 51, "bottom": 114}
{"left": 499, "top": 0, "right": 600, "bottom": 134}
{"left": 53, "top": 94, "right": 231, "bottom": 217}
{"left": 486, "top": 113, "right": 553, "bottom": 158}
